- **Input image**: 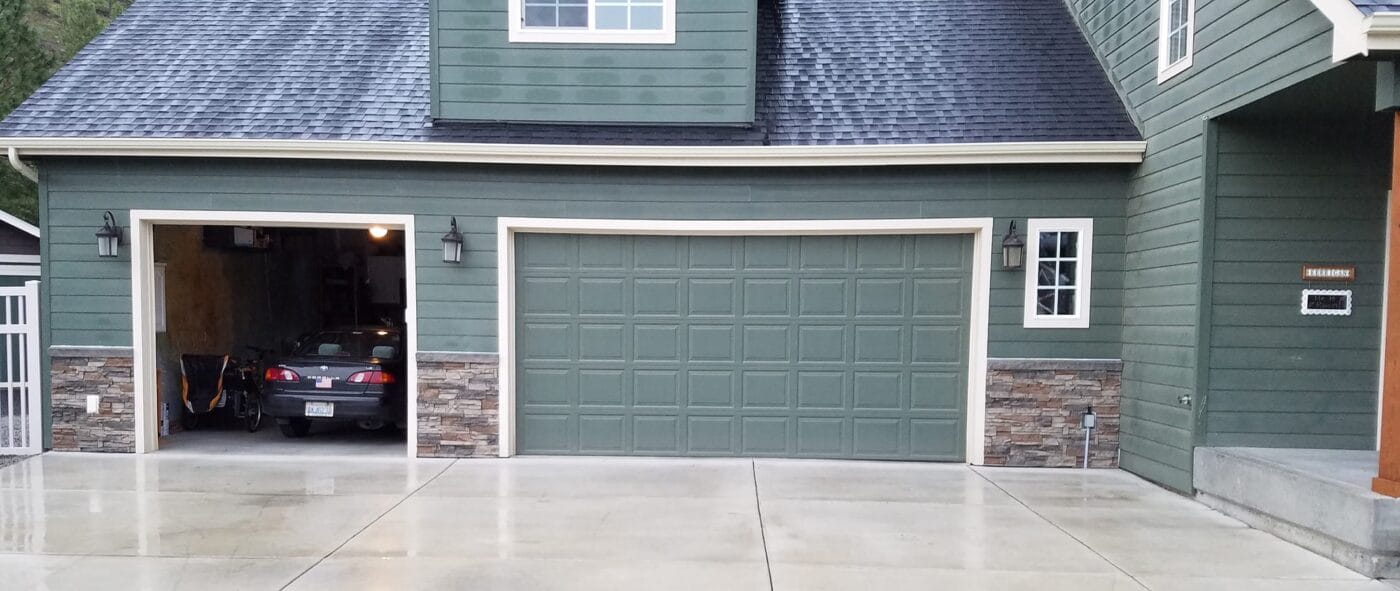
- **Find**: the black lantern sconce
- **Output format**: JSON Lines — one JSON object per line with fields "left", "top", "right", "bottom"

{"left": 96, "top": 211, "right": 123, "bottom": 258}
{"left": 441, "top": 217, "right": 464, "bottom": 264}
{"left": 1001, "top": 220, "right": 1025, "bottom": 270}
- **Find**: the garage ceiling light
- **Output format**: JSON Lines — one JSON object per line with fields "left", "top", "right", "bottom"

{"left": 368, "top": 226, "right": 389, "bottom": 239}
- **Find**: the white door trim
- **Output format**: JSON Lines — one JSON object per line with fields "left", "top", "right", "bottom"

{"left": 128, "top": 210, "right": 419, "bottom": 457}
{"left": 496, "top": 217, "right": 995, "bottom": 464}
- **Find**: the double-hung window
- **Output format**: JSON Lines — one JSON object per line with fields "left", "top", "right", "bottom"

{"left": 511, "top": 0, "right": 675, "bottom": 44}
{"left": 1023, "top": 219, "right": 1093, "bottom": 329}
{"left": 1157, "top": 0, "right": 1194, "bottom": 82}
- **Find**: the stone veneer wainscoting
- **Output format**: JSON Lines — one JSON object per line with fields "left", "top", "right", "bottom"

{"left": 416, "top": 352, "right": 500, "bottom": 457}
{"left": 50, "top": 346, "right": 136, "bottom": 452}
{"left": 983, "top": 358, "right": 1122, "bottom": 468}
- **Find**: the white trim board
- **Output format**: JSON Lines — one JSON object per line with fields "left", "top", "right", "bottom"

{"left": 496, "top": 217, "right": 995, "bottom": 464}
{"left": 2, "top": 138, "right": 1148, "bottom": 168}
{"left": 1310, "top": 0, "right": 1400, "bottom": 61}
{"left": 127, "top": 210, "right": 419, "bottom": 457}
{"left": 0, "top": 265, "right": 40, "bottom": 277}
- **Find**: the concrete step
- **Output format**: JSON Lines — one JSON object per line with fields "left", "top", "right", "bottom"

{"left": 1194, "top": 446, "right": 1400, "bottom": 578}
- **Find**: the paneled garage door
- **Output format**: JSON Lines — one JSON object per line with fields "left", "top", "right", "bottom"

{"left": 515, "top": 233, "right": 972, "bottom": 460}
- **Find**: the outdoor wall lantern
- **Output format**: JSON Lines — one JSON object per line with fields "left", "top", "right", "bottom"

{"left": 1001, "top": 220, "right": 1025, "bottom": 270}
{"left": 441, "top": 217, "right": 464, "bottom": 264}
{"left": 96, "top": 211, "right": 122, "bottom": 258}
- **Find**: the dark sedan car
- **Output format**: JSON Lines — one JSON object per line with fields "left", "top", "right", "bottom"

{"left": 262, "top": 328, "right": 405, "bottom": 438}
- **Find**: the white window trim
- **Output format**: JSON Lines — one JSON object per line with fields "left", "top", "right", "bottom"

{"left": 508, "top": 0, "right": 676, "bottom": 44}
{"left": 1023, "top": 218, "right": 1093, "bottom": 329}
{"left": 1157, "top": 0, "right": 1195, "bottom": 83}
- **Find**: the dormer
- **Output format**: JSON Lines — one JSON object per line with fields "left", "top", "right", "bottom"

{"left": 431, "top": 0, "right": 759, "bottom": 125}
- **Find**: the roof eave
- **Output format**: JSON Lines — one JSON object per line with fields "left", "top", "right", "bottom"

{"left": 1310, "top": 0, "right": 1400, "bottom": 61}
{"left": 0, "top": 137, "right": 1147, "bottom": 168}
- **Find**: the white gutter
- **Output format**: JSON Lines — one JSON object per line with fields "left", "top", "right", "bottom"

{"left": 1310, "top": 0, "right": 1400, "bottom": 62}
{"left": 1366, "top": 12, "right": 1400, "bottom": 54}
{"left": 0, "top": 137, "right": 1146, "bottom": 167}
{"left": 6, "top": 147, "right": 38, "bottom": 183}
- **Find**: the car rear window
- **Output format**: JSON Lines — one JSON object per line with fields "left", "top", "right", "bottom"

{"left": 296, "top": 330, "right": 402, "bottom": 360}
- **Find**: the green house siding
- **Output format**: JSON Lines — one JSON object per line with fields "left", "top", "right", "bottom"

{"left": 431, "top": 0, "right": 757, "bottom": 124}
{"left": 1064, "top": 0, "right": 1339, "bottom": 491}
{"left": 40, "top": 157, "right": 1128, "bottom": 362}
{"left": 1203, "top": 118, "right": 1388, "bottom": 449}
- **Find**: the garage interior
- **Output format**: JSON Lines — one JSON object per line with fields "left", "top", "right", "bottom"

{"left": 151, "top": 224, "right": 407, "bottom": 455}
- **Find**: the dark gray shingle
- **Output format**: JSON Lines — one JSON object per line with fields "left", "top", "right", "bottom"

{"left": 0, "top": 0, "right": 1140, "bottom": 145}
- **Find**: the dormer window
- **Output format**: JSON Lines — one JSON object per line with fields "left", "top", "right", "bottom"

{"left": 1157, "top": 0, "right": 1194, "bottom": 82}
{"left": 510, "top": 0, "right": 675, "bottom": 44}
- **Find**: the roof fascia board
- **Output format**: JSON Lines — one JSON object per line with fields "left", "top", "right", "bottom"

{"left": 1310, "top": 0, "right": 1400, "bottom": 61}
{"left": 0, "top": 138, "right": 1146, "bottom": 167}
{"left": 1366, "top": 12, "right": 1400, "bottom": 51}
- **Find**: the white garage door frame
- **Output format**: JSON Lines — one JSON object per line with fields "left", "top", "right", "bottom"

{"left": 129, "top": 210, "right": 419, "bottom": 457}
{"left": 497, "top": 217, "right": 994, "bottom": 464}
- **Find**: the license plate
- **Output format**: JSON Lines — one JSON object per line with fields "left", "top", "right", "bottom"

{"left": 305, "top": 401, "right": 334, "bottom": 418}
{"left": 315, "top": 377, "right": 334, "bottom": 389}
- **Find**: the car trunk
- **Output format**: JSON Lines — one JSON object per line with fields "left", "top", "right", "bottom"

{"left": 280, "top": 358, "right": 381, "bottom": 396}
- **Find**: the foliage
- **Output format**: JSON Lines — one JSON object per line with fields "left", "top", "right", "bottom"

{"left": 60, "top": 0, "right": 121, "bottom": 60}
{"left": 0, "top": 0, "right": 54, "bottom": 224}
{"left": 0, "top": 0, "right": 130, "bottom": 225}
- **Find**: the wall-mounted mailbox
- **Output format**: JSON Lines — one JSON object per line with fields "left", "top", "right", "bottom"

{"left": 1301, "top": 289, "right": 1352, "bottom": 316}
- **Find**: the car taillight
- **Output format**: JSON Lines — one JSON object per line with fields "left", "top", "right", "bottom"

{"left": 264, "top": 367, "right": 301, "bottom": 382}
{"left": 348, "top": 370, "right": 395, "bottom": 384}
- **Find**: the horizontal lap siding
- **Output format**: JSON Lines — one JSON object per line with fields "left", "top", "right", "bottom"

{"left": 1064, "top": 0, "right": 1337, "bottom": 491}
{"left": 432, "top": 0, "right": 757, "bottom": 123}
{"left": 41, "top": 158, "right": 1127, "bottom": 359}
{"left": 1206, "top": 120, "right": 1387, "bottom": 449}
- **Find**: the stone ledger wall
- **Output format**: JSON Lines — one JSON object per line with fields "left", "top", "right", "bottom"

{"left": 983, "top": 359, "right": 1121, "bottom": 468}
{"left": 417, "top": 352, "right": 499, "bottom": 458}
{"left": 51, "top": 347, "right": 136, "bottom": 452}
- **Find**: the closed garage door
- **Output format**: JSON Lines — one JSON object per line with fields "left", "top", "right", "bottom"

{"left": 515, "top": 233, "right": 972, "bottom": 460}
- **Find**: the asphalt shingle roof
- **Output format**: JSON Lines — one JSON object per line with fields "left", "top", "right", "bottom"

{"left": 0, "top": 0, "right": 1140, "bottom": 146}
{"left": 1353, "top": 0, "right": 1400, "bottom": 14}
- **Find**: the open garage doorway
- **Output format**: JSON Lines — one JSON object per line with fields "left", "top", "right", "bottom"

{"left": 129, "top": 212, "right": 418, "bottom": 457}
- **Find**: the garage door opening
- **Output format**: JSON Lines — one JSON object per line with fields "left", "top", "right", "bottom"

{"left": 141, "top": 219, "right": 412, "bottom": 457}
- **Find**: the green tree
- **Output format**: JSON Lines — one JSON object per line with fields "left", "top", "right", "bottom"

{"left": 59, "top": 0, "right": 114, "bottom": 60}
{"left": 0, "top": 0, "right": 54, "bottom": 224}
{"left": 0, "top": 0, "right": 129, "bottom": 224}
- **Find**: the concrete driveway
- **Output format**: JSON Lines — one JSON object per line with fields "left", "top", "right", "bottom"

{"left": 0, "top": 454, "right": 1386, "bottom": 591}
